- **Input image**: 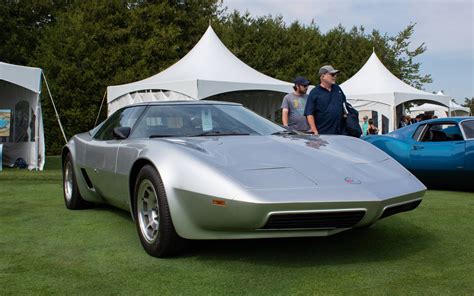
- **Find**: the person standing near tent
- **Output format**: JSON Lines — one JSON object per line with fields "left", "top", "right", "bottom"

{"left": 368, "top": 118, "right": 379, "bottom": 135}
{"left": 362, "top": 115, "right": 369, "bottom": 135}
{"left": 281, "top": 76, "right": 310, "bottom": 131}
{"left": 399, "top": 116, "right": 410, "bottom": 128}
{"left": 304, "top": 65, "right": 346, "bottom": 135}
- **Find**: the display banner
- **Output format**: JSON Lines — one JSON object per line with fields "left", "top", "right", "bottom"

{"left": 0, "top": 109, "right": 11, "bottom": 137}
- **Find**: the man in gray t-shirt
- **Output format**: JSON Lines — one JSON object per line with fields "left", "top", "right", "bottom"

{"left": 281, "top": 76, "right": 310, "bottom": 131}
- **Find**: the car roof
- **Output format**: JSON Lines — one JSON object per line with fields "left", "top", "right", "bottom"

{"left": 400, "top": 117, "right": 473, "bottom": 131}
{"left": 387, "top": 116, "right": 473, "bottom": 138}
{"left": 126, "top": 100, "right": 242, "bottom": 107}
{"left": 419, "top": 117, "right": 473, "bottom": 124}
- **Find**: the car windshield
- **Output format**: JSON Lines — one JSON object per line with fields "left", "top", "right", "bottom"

{"left": 461, "top": 120, "right": 474, "bottom": 139}
{"left": 131, "top": 104, "right": 286, "bottom": 138}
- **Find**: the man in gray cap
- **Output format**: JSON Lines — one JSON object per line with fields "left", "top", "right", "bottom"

{"left": 304, "top": 65, "right": 346, "bottom": 135}
{"left": 281, "top": 76, "right": 310, "bottom": 131}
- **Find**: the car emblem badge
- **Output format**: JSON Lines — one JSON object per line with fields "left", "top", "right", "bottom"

{"left": 344, "top": 177, "right": 361, "bottom": 184}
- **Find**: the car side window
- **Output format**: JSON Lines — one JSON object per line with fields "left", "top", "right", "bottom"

{"left": 94, "top": 106, "right": 145, "bottom": 140}
{"left": 412, "top": 125, "right": 425, "bottom": 141}
{"left": 420, "top": 123, "right": 464, "bottom": 142}
{"left": 461, "top": 120, "right": 474, "bottom": 139}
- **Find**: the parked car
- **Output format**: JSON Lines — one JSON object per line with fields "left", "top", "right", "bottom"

{"left": 62, "top": 101, "right": 426, "bottom": 257}
{"left": 364, "top": 117, "right": 474, "bottom": 190}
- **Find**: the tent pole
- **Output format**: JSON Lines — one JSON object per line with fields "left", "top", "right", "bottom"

{"left": 35, "top": 101, "right": 40, "bottom": 171}
{"left": 94, "top": 90, "right": 107, "bottom": 127}
{"left": 42, "top": 72, "right": 68, "bottom": 144}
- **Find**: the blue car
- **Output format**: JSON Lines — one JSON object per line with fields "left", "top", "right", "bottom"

{"left": 364, "top": 117, "right": 474, "bottom": 190}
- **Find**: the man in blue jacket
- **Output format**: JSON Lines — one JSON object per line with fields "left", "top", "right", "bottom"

{"left": 304, "top": 65, "right": 346, "bottom": 135}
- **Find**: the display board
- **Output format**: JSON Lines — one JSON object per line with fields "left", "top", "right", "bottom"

{"left": 0, "top": 109, "right": 11, "bottom": 137}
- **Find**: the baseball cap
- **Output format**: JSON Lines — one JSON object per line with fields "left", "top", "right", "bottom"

{"left": 318, "top": 65, "right": 340, "bottom": 76}
{"left": 293, "top": 76, "right": 310, "bottom": 86}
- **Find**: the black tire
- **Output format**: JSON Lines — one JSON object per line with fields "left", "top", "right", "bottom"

{"left": 62, "top": 153, "right": 92, "bottom": 209}
{"left": 134, "top": 165, "right": 186, "bottom": 258}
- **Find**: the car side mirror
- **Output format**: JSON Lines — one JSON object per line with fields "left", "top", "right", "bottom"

{"left": 113, "top": 127, "right": 131, "bottom": 139}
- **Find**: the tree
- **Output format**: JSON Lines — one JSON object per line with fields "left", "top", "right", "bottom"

{"left": 0, "top": 1, "right": 67, "bottom": 64}
{"left": 386, "top": 23, "right": 432, "bottom": 89}
{"left": 34, "top": 1, "right": 222, "bottom": 153}
{"left": 2, "top": 2, "right": 434, "bottom": 153}
{"left": 463, "top": 97, "right": 474, "bottom": 114}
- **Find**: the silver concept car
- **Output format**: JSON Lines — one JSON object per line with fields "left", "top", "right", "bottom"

{"left": 62, "top": 101, "right": 426, "bottom": 257}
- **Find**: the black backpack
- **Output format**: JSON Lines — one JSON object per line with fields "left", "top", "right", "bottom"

{"left": 343, "top": 102, "right": 362, "bottom": 138}
{"left": 14, "top": 158, "right": 28, "bottom": 169}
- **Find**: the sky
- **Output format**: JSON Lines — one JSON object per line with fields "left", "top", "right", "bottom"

{"left": 222, "top": 0, "right": 474, "bottom": 102}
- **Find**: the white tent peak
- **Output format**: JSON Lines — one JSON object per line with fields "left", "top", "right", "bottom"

{"left": 339, "top": 52, "right": 452, "bottom": 133}
{"left": 107, "top": 25, "right": 291, "bottom": 104}
{"left": 139, "top": 25, "right": 288, "bottom": 86}
{"left": 341, "top": 52, "right": 431, "bottom": 97}
{"left": 435, "top": 91, "right": 468, "bottom": 111}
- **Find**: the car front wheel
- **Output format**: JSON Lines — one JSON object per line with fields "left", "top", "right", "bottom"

{"left": 134, "top": 165, "right": 185, "bottom": 257}
{"left": 63, "top": 153, "right": 91, "bottom": 209}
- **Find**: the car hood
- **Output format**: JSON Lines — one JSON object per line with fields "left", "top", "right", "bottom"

{"left": 160, "top": 135, "right": 396, "bottom": 189}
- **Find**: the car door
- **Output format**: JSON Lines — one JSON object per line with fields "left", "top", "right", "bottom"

{"left": 85, "top": 106, "right": 145, "bottom": 208}
{"left": 409, "top": 122, "right": 465, "bottom": 178}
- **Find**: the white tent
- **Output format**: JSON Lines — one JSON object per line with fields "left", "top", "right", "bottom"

{"left": 107, "top": 26, "right": 293, "bottom": 118}
{"left": 340, "top": 52, "right": 452, "bottom": 133}
{"left": 407, "top": 103, "right": 450, "bottom": 118}
{"left": 448, "top": 101, "right": 471, "bottom": 116}
{"left": 436, "top": 91, "right": 471, "bottom": 116}
{"left": 408, "top": 100, "right": 471, "bottom": 118}
{"left": 0, "top": 62, "right": 45, "bottom": 170}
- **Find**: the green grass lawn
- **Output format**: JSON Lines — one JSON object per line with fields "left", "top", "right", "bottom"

{"left": 1, "top": 156, "right": 473, "bottom": 295}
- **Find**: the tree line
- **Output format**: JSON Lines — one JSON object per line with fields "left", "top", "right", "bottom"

{"left": 1, "top": 1, "right": 439, "bottom": 154}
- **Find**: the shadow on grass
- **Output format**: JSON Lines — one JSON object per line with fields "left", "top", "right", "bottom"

{"left": 86, "top": 203, "right": 436, "bottom": 265}
{"left": 89, "top": 204, "right": 133, "bottom": 222}
{"left": 188, "top": 219, "right": 435, "bottom": 266}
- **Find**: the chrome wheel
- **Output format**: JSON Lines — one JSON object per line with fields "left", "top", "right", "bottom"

{"left": 62, "top": 153, "right": 90, "bottom": 210}
{"left": 134, "top": 165, "right": 185, "bottom": 257}
{"left": 137, "top": 179, "right": 160, "bottom": 243}
{"left": 64, "top": 161, "right": 73, "bottom": 203}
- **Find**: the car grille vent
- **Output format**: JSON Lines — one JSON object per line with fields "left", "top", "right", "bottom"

{"left": 80, "top": 168, "right": 94, "bottom": 189}
{"left": 261, "top": 211, "right": 366, "bottom": 230}
{"left": 380, "top": 199, "right": 422, "bottom": 220}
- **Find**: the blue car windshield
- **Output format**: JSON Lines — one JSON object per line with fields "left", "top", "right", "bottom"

{"left": 131, "top": 104, "right": 286, "bottom": 138}
{"left": 462, "top": 120, "right": 474, "bottom": 139}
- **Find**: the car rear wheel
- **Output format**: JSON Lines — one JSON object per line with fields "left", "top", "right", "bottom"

{"left": 134, "top": 165, "right": 185, "bottom": 257}
{"left": 63, "top": 153, "right": 91, "bottom": 209}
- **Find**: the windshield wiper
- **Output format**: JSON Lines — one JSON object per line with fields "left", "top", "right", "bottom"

{"left": 271, "top": 130, "right": 298, "bottom": 135}
{"left": 149, "top": 134, "right": 179, "bottom": 138}
{"left": 191, "top": 131, "right": 250, "bottom": 137}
